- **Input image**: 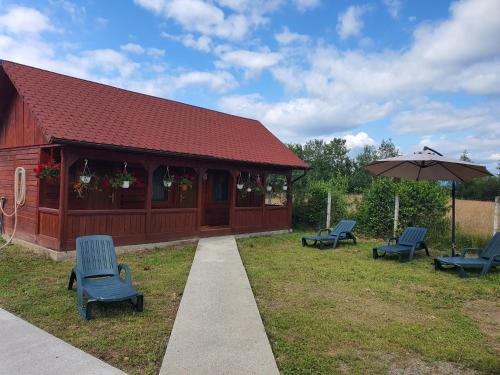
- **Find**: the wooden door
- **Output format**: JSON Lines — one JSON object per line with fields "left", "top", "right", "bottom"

{"left": 203, "top": 170, "right": 230, "bottom": 226}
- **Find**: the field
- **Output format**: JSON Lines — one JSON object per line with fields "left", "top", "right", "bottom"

{"left": 0, "top": 243, "right": 196, "bottom": 375}
{"left": 454, "top": 199, "right": 497, "bottom": 236}
{"left": 239, "top": 232, "right": 500, "bottom": 375}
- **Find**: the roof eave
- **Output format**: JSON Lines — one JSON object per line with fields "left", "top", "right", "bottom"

{"left": 51, "top": 138, "right": 309, "bottom": 170}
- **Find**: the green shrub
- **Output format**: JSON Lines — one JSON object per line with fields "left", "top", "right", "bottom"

{"left": 356, "top": 178, "right": 449, "bottom": 240}
{"left": 293, "top": 180, "right": 347, "bottom": 229}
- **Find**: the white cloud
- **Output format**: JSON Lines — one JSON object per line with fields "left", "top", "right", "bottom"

{"left": 121, "top": 43, "right": 145, "bottom": 54}
{"left": 135, "top": 0, "right": 283, "bottom": 40}
{"left": 161, "top": 32, "right": 212, "bottom": 52}
{"left": 391, "top": 100, "right": 499, "bottom": 135}
{"left": 0, "top": 6, "right": 53, "bottom": 34}
{"left": 147, "top": 47, "right": 165, "bottom": 57}
{"left": 219, "top": 94, "right": 393, "bottom": 141}
{"left": 343, "top": 132, "right": 376, "bottom": 149}
{"left": 337, "top": 5, "right": 369, "bottom": 40}
{"left": 411, "top": 0, "right": 500, "bottom": 66}
{"left": 293, "top": 0, "right": 320, "bottom": 12}
{"left": 275, "top": 26, "right": 309, "bottom": 45}
{"left": 173, "top": 70, "right": 238, "bottom": 92}
{"left": 384, "top": 0, "right": 401, "bottom": 19}
{"left": 215, "top": 47, "right": 282, "bottom": 77}
{"left": 50, "top": 0, "right": 86, "bottom": 21}
{"left": 134, "top": 0, "right": 249, "bottom": 40}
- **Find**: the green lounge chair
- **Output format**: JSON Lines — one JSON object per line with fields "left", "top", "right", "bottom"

{"left": 302, "top": 220, "right": 357, "bottom": 249}
{"left": 372, "top": 227, "right": 429, "bottom": 262}
{"left": 434, "top": 232, "right": 500, "bottom": 278}
{"left": 68, "top": 235, "right": 143, "bottom": 320}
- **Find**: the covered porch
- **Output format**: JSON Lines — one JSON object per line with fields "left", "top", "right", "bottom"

{"left": 36, "top": 145, "right": 294, "bottom": 251}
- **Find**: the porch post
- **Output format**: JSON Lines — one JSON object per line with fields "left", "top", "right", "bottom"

{"left": 286, "top": 172, "right": 292, "bottom": 229}
{"left": 229, "top": 169, "right": 238, "bottom": 230}
{"left": 58, "top": 147, "right": 77, "bottom": 251}
{"left": 144, "top": 161, "right": 155, "bottom": 241}
{"left": 196, "top": 168, "right": 206, "bottom": 230}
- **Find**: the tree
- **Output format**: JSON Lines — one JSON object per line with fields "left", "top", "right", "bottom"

{"left": 377, "top": 138, "right": 399, "bottom": 159}
{"left": 460, "top": 150, "right": 471, "bottom": 162}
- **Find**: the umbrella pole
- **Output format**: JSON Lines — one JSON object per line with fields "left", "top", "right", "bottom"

{"left": 452, "top": 181, "right": 456, "bottom": 256}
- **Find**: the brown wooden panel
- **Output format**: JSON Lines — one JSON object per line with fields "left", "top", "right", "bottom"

{"left": 39, "top": 211, "right": 59, "bottom": 238}
{"left": 0, "top": 146, "right": 40, "bottom": 240}
{"left": 65, "top": 211, "right": 146, "bottom": 242}
{"left": 0, "top": 91, "right": 47, "bottom": 149}
{"left": 233, "top": 207, "right": 263, "bottom": 230}
{"left": 150, "top": 208, "right": 197, "bottom": 236}
{"left": 264, "top": 206, "right": 289, "bottom": 229}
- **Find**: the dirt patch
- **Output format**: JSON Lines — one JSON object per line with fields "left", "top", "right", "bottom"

{"left": 389, "top": 357, "right": 479, "bottom": 375}
{"left": 463, "top": 299, "right": 500, "bottom": 353}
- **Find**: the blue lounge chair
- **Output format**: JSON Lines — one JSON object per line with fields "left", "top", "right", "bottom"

{"left": 372, "top": 227, "right": 429, "bottom": 262}
{"left": 302, "top": 220, "right": 357, "bottom": 249}
{"left": 68, "top": 235, "right": 143, "bottom": 320}
{"left": 434, "top": 232, "right": 500, "bottom": 278}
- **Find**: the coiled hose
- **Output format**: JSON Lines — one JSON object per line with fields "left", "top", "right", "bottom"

{"left": 0, "top": 167, "right": 26, "bottom": 250}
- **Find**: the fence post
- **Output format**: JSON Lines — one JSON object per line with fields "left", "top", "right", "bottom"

{"left": 494, "top": 196, "right": 499, "bottom": 235}
{"left": 326, "top": 191, "right": 331, "bottom": 229}
{"left": 393, "top": 193, "right": 400, "bottom": 237}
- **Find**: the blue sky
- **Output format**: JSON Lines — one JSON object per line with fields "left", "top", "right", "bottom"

{"left": 0, "top": 0, "right": 499, "bottom": 170}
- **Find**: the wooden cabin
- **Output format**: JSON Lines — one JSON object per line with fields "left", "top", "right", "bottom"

{"left": 0, "top": 60, "right": 308, "bottom": 251}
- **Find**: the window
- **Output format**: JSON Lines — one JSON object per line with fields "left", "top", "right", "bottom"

{"left": 213, "top": 172, "right": 229, "bottom": 201}
{"left": 67, "top": 159, "right": 147, "bottom": 210}
{"left": 235, "top": 171, "right": 263, "bottom": 207}
{"left": 265, "top": 174, "right": 288, "bottom": 206}
{"left": 152, "top": 166, "right": 169, "bottom": 202}
{"left": 151, "top": 166, "right": 197, "bottom": 208}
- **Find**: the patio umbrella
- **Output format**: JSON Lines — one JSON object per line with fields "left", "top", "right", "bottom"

{"left": 365, "top": 146, "right": 493, "bottom": 255}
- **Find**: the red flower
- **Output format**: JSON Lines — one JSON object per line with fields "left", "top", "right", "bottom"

{"left": 102, "top": 178, "right": 111, "bottom": 189}
{"left": 73, "top": 182, "right": 81, "bottom": 189}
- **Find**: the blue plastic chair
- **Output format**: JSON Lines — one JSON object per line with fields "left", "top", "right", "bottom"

{"left": 372, "top": 227, "right": 429, "bottom": 262}
{"left": 68, "top": 235, "right": 144, "bottom": 320}
{"left": 302, "top": 220, "right": 357, "bottom": 249}
{"left": 434, "top": 232, "right": 500, "bottom": 278}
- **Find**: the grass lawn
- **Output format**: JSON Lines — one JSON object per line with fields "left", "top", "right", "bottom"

{"left": 0, "top": 243, "right": 196, "bottom": 375}
{"left": 238, "top": 232, "right": 500, "bottom": 375}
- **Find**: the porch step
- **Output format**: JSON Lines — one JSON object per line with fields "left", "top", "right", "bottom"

{"left": 199, "top": 226, "right": 232, "bottom": 237}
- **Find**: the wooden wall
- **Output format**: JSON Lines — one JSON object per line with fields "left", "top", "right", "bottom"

{"left": 0, "top": 82, "right": 47, "bottom": 148}
{"left": 0, "top": 146, "right": 40, "bottom": 243}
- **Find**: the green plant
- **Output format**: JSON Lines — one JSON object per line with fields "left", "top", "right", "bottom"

{"left": 356, "top": 178, "right": 449, "bottom": 239}
{"left": 293, "top": 180, "right": 347, "bottom": 229}
{"left": 178, "top": 176, "right": 193, "bottom": 190}
{"left": 34, "top": 158, "right": 60, "bottom": 180}
{"left": 111, "top": 173, "right": 136, "bottom": 189}
{"left": 73, "top": 174, "right": 101, "bottom": 198}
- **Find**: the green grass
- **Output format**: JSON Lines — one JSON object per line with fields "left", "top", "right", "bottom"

{"left": 238, "top": 232, "right": 500, "bottom": 374}
{"left": 0, "top": 243, "right": 196, "bottom": 375}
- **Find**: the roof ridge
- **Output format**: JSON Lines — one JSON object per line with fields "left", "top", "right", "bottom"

{"left": 0, "top": 59, "right": 261, "bottom": 125}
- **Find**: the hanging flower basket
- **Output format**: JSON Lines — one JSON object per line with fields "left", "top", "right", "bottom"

{"left": 34, "top": 158, "right": 60, "bottom": 181}
{"left": 79, "top": 159, "right": 92, "bottom": 184}
{"left": 282, "top": 184, "right": 288, "bottom": 191}
{"left": 266, "top": 185, "right": 272, "bottom": 192}
{"left": 111, "top": 162, "right": 136, "bottom": 189}
{"left": 163, "top": 167, "right": 173, "bottom": 188}
{"left": 237, "top": 183, "right": 244, "bottom": 190}
{"left": 179, "top": 176, "right": 193, "bottom": 191}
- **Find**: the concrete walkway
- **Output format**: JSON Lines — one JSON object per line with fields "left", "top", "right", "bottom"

{"left": 0, "top": 308, "right": 125, "bottom": 375}
{"left": 160, "top": 236, "right": 279, "bottom": 375}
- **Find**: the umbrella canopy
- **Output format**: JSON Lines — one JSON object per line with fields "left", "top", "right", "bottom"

{"left": 365, "top": 151, "right": 492, "bottom": 182}
{"left": 365, "top": 147, "right": 493, "bottom": 255}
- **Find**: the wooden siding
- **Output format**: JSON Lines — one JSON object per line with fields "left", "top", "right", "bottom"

{"left": 0, "top": 90, "right": 47, "bottom": 148}
{"left": 150, "top": 208, "right": 197, "bottom": 238}
{"left": 0, "top": 146, "right": 40, "bottom": 243}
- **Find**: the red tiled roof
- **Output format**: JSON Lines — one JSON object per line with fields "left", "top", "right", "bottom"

{"left": 1, "top": 60, "right": 308, "bottom": 169}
